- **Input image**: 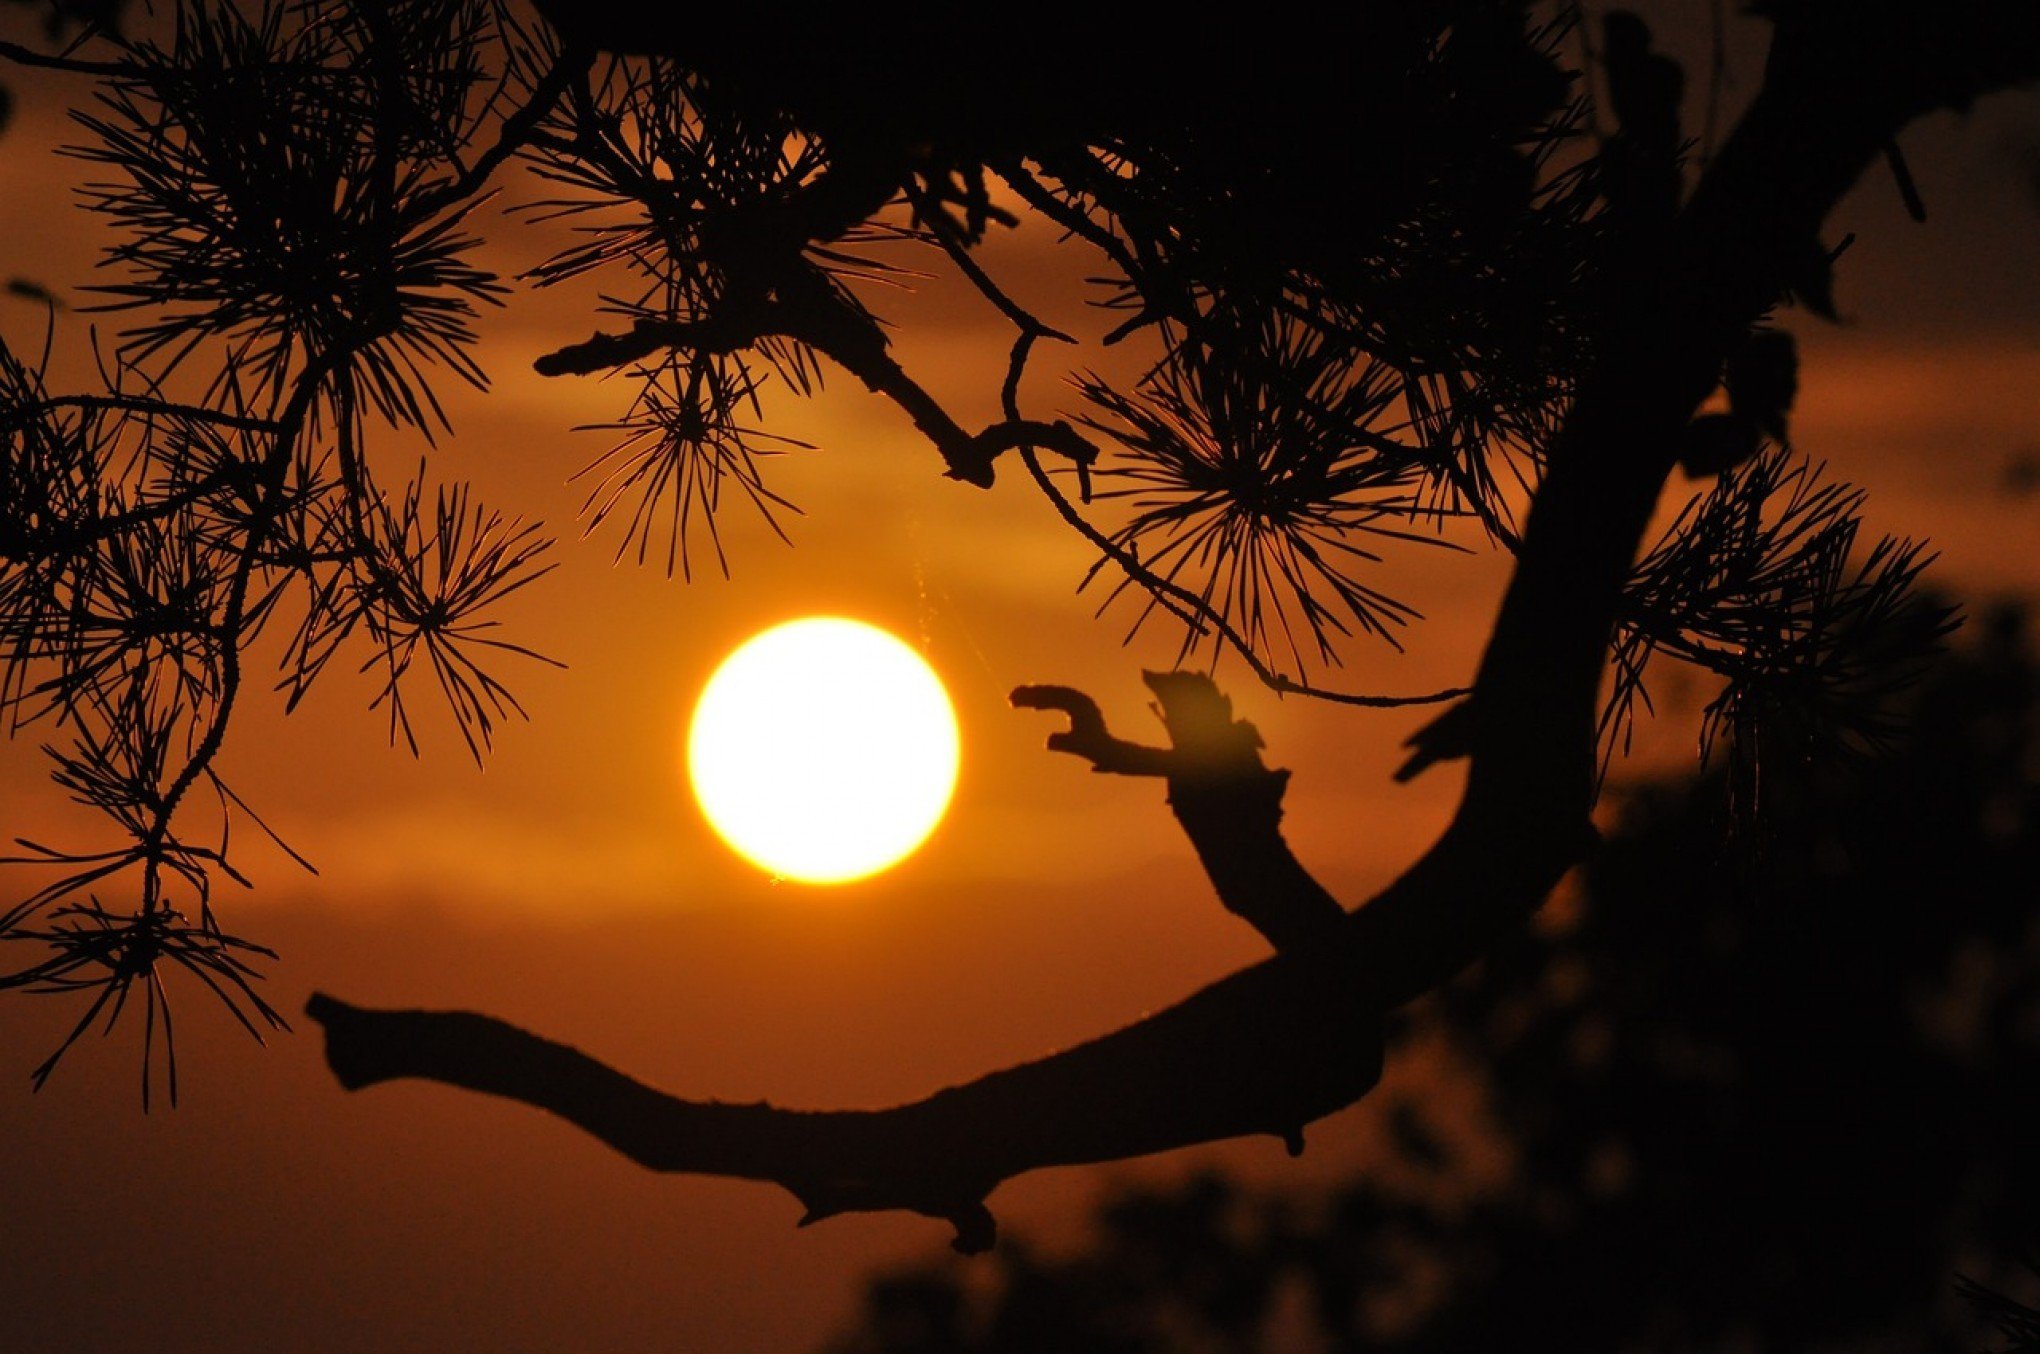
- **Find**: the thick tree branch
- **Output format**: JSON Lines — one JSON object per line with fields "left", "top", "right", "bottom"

{"left": 307, "top": 943, "right": 1380, "bottom": 1252}
{"left": 1009, "top": 684, "right": 1174, "bottom": 778}
{"left": 315, "top": 4, "right": 2040, "bottom": 1248}
{"left": 1351, "top": 3, "right": 2040, "bottom": 1000}
{"left": 1014, "top": 673, "right": 1346, "bottom": 954}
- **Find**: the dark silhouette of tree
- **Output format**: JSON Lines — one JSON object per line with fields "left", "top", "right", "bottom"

{"left": 0, "top": 0, "right": 2033, "bottom": 1251}
{"left": 824, "top": 611, "right": 2040, "bottom": 1351}
{"left": 1966, "top": 1260, "right": 2040, "bottom": 1353}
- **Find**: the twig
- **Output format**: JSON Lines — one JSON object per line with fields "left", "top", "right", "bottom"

{"left": 0, "top": 394, "right": 286, "bottom": 435}
{"left": 0, "top": 39, "right": 132, "bottom": 78}
{"left": 420, "top": 46, "right": 593, "bottom": 215}
{"left": 909, "top": 182, "right": 1075, "bottom": 345}
{"left": 1020, "top": 447, "right": 1466, "bottom": 710}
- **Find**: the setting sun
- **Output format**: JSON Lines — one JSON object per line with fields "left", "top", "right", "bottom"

{"left": 686, "top": 618, "right": 960, "bottom": 884}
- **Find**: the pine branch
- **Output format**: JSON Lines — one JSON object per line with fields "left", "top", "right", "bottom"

{"left": 533, "top": 276, "right": 1101, "bottom": 490}
{"left": 304, "top": 1, "right": 2040, "bottom": 1250}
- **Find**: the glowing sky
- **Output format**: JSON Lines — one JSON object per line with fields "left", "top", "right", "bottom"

{"left": 1, "top": 8, "right": 2036, "bottom": 1350}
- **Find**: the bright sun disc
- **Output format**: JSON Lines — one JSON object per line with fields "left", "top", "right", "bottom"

{"left": 687, "top": 617, "right": 960, "bottom": 884}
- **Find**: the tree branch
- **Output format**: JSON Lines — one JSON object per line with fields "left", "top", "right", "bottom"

{"left": 533, "top": 275, "right": 1099, "bottom": 489}
{"left": 313, "top": 2, "right": 2040, "bottom": 1249}
{"left": 531, "top": 313, "right": 762, "bottom": 376}
{"left": 307, "top": 942, "right": 1382, "bottom": 1253}
{"left": 1014, "top": 673, "right": 1346, "bottom": 955}
{"left": 1009, "top": 684, "right": 1174, "bottom": 777}
{"left": 0, "top": 38, "right": 132, "bottom": 78}
{"left": 418, "top": 45, "right": 593, "bottom": 216}
{"left": 0, "top": 394, "right": 285, "bottom": 435}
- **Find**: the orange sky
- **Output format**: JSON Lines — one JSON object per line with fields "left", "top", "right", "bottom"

{"left": 2, "top": 11, "right": 2037, "bottom": 1351}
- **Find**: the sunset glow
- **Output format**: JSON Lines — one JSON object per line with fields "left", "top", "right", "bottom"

{"left": 3, "top": 1, "right": 2038, "bottom": 1347}
{"left": 687, "top": 618, "right": 960, "bottom": 884}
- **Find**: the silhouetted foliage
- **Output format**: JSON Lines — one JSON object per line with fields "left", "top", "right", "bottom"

{"left": 0, "top": 0, "right": 568, "bottom": 1100}
{"left": 828, "top": 609, "right": 2040, "bottom": 1350}
{"left": 2, "top": 0, "right": 1970, "bottom": 1094}
{"left": 0, "top": 9, "right": 2029, "bottom": 1286}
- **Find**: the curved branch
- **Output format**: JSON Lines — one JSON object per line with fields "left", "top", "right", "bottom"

{"left": 909, "top": 182, "right": 1074, "bottom": 345}
{"left": 418, "top": 45, "right": 594, "bottom": 216}
{"left": 0, "top": 39, "right": 132, "bottom": 78}
{"left": 1016, "top": 673, "right": 1346, "bottom": 954}
{"left": 307, "top": 944, "right": 1384, "bottom": 1253}
{"left": 534, "top": 278, "right": 1099, "bottom": 489}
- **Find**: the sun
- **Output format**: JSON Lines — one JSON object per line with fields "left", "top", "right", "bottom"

{"left": 687, "top": 617, "right": 961, "bottom": 884}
